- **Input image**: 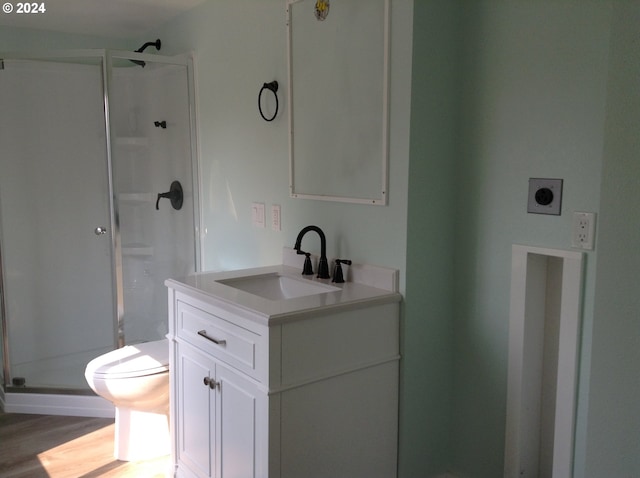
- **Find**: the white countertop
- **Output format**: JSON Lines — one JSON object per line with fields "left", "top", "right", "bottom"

{"left": 165, "top": 265, "right": 402, "bottom": 325}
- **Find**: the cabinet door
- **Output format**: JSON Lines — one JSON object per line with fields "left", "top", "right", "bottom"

{"left": 178, "top": 343, "right": 217, "bottom": 477}
{"left": 216, "top": 364, "right": 260, "bottom": 478}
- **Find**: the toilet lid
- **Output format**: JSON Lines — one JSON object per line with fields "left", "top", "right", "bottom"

{"left": 88, "top": 339, "right": 169, "bottom": 379}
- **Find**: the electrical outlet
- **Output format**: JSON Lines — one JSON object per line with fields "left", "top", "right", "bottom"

{"left": 572, "top": 212, "right": 596, "bottom": 250}
{"left": 528, "top": 178, "right": 563, "bottom": 215}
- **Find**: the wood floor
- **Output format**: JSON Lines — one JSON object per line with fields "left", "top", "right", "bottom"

{"left": 0, "top": 412, "right": 170, "bottom": 477}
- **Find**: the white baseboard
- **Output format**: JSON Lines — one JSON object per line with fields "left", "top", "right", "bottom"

{"left": 2, "top": 392, "right": 114, "bottom": 418}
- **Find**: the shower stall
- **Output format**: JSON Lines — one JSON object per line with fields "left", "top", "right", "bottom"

{"left": 0, "top": 49, "right": 200, "bottom": 415}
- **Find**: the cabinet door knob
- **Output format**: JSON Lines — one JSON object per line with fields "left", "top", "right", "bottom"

{"left": 203, "top": 376, "right": 218, "bottom": 390}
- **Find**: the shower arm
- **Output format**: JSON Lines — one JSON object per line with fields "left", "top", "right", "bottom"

{"left": 130, "top": 39, "right": 162, "bottom": 68}
{"left": 136, "top": 39, "right": 161, "bottom": 53}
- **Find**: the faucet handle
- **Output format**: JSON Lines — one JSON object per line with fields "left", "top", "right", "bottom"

{"left": 294, "top": 248, "right": 314, "bottom": 276}
{"left": 332, "top": 259, "right": 352, "bottom": 283}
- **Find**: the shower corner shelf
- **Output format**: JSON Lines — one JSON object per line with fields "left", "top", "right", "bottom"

{"left": 115, "top": 136, "right": 149, "bottom": 147}
{"left": 122, "top": 244, "right": 154, "bottom": 256}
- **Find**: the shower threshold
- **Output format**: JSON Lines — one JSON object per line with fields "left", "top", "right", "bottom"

{"left": 5, "top": 385, "right": 96, "bottom": 396}
{"left": 1, "top": 387, "right": 114, "bottom": 418}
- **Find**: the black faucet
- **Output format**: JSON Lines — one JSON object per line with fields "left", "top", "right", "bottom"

{"left": 294, "top": 225, "right": 331, "bottom": 279}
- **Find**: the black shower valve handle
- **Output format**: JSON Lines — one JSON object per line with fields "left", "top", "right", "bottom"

{"left": 156, "top": 191, "right": 171, "bottom": 210}
{"left": 156, "top": 180, "right": 184, "bottom": 211}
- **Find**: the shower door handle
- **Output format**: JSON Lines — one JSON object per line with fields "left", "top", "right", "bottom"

{"left": 94, "top": 226, "right": 107, "bottom": 235}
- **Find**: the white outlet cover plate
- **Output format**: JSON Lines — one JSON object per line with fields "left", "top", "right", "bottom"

{"left": 252, "top": 202, "right": 265, "bottom": 228}
{"left": 271, "top": 204, "right": 281, "bottom": 231}
{"left": 527, "top": 178, "right": 563, "bottom": 215}
{"left": 571, "top": 211, "right": 596, "bottom": 250}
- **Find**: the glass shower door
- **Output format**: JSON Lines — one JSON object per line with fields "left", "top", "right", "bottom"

{"left": 0, "top": 58, "right": 116, "bottom": 391}
{"left": 109, "top": 56, "right": 198, "bottom": 345}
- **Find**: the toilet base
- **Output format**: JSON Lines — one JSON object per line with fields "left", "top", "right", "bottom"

{"left": 114, "top": 406, "right": 170, "bottom": 461}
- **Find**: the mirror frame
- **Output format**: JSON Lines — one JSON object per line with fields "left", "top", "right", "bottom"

{"left": 286, "top": 0, "right": 390, "bottom": 205}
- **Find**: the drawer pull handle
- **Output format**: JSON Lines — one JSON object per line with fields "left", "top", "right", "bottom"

{"left": 197, "top": 329, "right": 227, "bottom": 346}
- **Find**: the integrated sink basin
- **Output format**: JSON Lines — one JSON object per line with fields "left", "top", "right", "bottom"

{"left": 218, "top": 273, "right": 340, "bottom": 301}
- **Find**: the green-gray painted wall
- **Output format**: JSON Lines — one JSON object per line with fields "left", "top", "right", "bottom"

{"left": 584, "top": 3, "right": 640, "bottom": 476}
{"left": 447, "top": 3, "right": 609, "bottom": 476}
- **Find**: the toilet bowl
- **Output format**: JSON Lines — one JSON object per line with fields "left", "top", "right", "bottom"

{"left": 85, "top": 339, "right": 170, "bottom": 461}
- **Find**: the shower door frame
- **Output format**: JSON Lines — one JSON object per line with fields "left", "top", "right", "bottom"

{"left": 0, "top": 49, "right": 202, "bottom": 393}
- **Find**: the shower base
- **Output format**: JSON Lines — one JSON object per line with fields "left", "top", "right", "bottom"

{"left": 2, "top": 347, "right": 115, "bottom": 418}
{"left": 10, "top": 346, "right": 113, "bottom": 390}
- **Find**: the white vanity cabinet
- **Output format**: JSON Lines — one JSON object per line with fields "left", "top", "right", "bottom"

{"left": 167, "top": 265, "right": 401, "bottom": 478}
{"left": 170, "top": 296, "right": 268, "bottom": 478}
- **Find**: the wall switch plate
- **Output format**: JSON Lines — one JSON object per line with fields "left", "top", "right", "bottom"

{"left": 252, "top": 202, "right": 265, "bottom": 228}
{"left": 271, "top": 204, "right": 281, "bottom": 231}
{"left": 572, "top": 212, "right": 596, "bottom": 250}
{"left": 527, "top": 178, "right": 563, "bottom": 215}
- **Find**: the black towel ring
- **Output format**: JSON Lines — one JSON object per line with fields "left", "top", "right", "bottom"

{"left": 258, "top": 81, "right": 279, "bottom": 122}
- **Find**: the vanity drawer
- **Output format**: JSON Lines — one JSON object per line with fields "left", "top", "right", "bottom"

{"left": 176, "top": 300, "right": 261, "bottom": 380}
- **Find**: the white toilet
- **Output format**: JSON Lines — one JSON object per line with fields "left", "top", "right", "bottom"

{"left": 84, "top": 339, "right": 170, "bottom": 461}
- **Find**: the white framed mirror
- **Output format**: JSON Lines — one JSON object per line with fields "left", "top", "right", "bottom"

{"left": 287, "top": 0, "right": 390, "bottom": 205}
